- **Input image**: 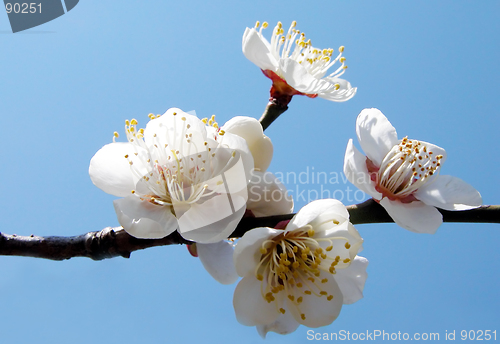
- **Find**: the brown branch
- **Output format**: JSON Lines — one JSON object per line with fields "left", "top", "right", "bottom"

{"left": 0, "top": 228, "right": 189, "bottom": 261}
{"left": 1, "top": 200, "right": 498, "bottom": 261}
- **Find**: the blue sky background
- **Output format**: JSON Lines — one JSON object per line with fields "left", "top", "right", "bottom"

{"left": 1, "top": 1, "right": 499, "bottom": 343}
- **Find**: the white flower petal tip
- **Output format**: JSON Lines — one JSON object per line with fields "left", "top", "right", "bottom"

{"left": 89, "top": 108, "right": 254, "bottom": 243}
{"left": 233, "top": 199, "right": 366, "bottom": 330}
{"left": 242, "top": 21, "right": 356, "bottom": 103}
{"left": 222, "top": 116, "right": 273, "bottom": 172}
{"left": 247, "top": 171, "right": 294, "bottom": 217}
{"left": 345, "top": 108, "right": 481, "bottom": 233}
{"left": 197, "top": 241, "right": 239, "bottom": 285}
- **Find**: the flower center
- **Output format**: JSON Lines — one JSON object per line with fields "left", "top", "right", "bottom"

{"left": 254, "top": 224, "right": 352, "bottom": 321}
{"left": 255, "top": 20, "right": 348, "bottom": 81}
{"left": 120, "top": 113, "right": 231, "bottom": 209}
{"left": 368, "top": 137, "right": 443, "bottom": 201}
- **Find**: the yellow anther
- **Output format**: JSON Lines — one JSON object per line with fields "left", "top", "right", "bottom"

{"left": 343, "top": 258, "right": 351, "bottom": 264}
{"left": 339, "top": 46, "right": 345, "bottom": 53}
{"left": 125, "top": 120, "right": 130, "bottom": 126}
{"left": 297, "top": 296, "right": 303, "bottom": 304}
{"left": 201, "top": 118, "right": 208, "bottom": 124}
{"left": 321, "top": 278, "right": 328, "bottom": 283}
{"left": 304, "top": 290, "right": 311, "bottom": 295}
{"left": 255, "top": 21, "right": 260, "bottom": 28}
{"left": 279, "top": 308, "right": 286, "bottom": 314}
{"left": 219, "top": 130, "right": 225, "bottom": 136}
{"left": 320, "top": 291, "right": 328, "bottom": 296}
{"left": 113, "top": 132, "right": 119, "bottom": 138}
{"left": 256, "top": 274, "right": 264, "bottom": 281}
{"left": 262, "top": 22, "right": 268, "bottom": 28}
{"left": 340, "top": 57, "right": 346, "bottom": 63}
{"left": 308, "top": 277, "right": 315, "bottom": 283}
{"left": 327, "top": 295, "right": 334, "bottom": 301}
{"left": 130, "top": 119, "right": 138, "bottom": 125}
{"left": 260, "top": 247, "right": 267, "bottom": 255}
{"left": 345, "top": 242, "right": 351, "bottom": 249}
{"left": 292, "top": 21, "right": 297, "bottom": 27}
{"left": 296, "top": 283, "right": 303, "bottom": 288}
{"left": 326, "top": 245, "right": 333, "bottom": 252}
{"left": 288, "top": 295, "right": 295, "bottom": 301}
{"left": 301, "top": 314, "right": 306, "bottom": 320}
{"left": 307, "top": 229, "right": 315, "bottom": 237}
{"left": 343, "top": 65, "right": 348, "bottom": 69}
{"left": 131, "top": 190, "right": 135, "bottom": 194}
{"left": 334, "top": 83, "right": 340, "bottom": 90}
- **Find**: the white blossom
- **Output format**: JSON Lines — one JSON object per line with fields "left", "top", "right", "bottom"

{"left": 344, "top": 108, "right": 482, "bottom": 233}
{"left": 89, "top": 108, "right": 254, "bottom": 243}
{"left": 242, "top": 21, "right": 356, "bottom": 103}
{"left": 233, "top": 199, "right": 367, "bottom": 336}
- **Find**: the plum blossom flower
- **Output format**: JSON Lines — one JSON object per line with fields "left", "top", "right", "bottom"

{"left": 242, "top": 21, "right": 356, "bottom": 106}
{"left": 192, "top": 116, "right": 293, "bottom": 284}
{"left": 344, "top": 108, "right": 482, "bottom": 234}
{"left": 233, "top": 199, "right": 368, "bottom": 337}
{"left": 89, "top": 108, "right": 254, "bottom": 244}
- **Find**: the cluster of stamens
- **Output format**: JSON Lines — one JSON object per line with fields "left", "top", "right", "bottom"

{"left": 375, "top": 137, "right": 444, "bottom": 199}
{"left": 255, "top": 20, "right": 348, "bottom": 86}
{"left": 254, "top": 223, "right": 352, "bottom": 321}
{"left": 116, "top": 112, "right": 234, "bottom": 210}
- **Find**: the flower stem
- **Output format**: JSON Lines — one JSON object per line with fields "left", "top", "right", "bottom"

{"left": 259, "top": 100, "right": 289, "bottom": 131}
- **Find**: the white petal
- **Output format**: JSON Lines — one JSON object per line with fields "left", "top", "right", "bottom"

{"left": 197, "top": 241, "right": 239, "bottom": 285}
{"left": 217, "top": 133, "right": 255, "bottom": 181}
{"left": 286, "top": 199, "right": 349, "bottom": 232}
{"left": 242, "top": 28, "right": 278, "bottom": 71}
{"left": 143, "top": 108, "right": 207, "bottom": 161}
{"left": 233, "top": 274, "right": 280, "bottom": 326}
{"left": 247, "top": 171, "right": 293, "bottom": 217}
{"left": 334, "top": 256, "right": 368, "bottom": 305}
{"left": 233, "top": 227, "right": 279, "bottom": 277}
{"left": 317, "top": 77, "right": 357, "bottom": 102}
{"left": 356, "top": 109, "right": 399, "bottom": 166}
{"left": 287, "top": 276, "right": 343, "bottom": 328}
{"left": 178, "top": 198, "right": 247, "bottom": 244}
{"left": 256, "top": 310, "right": 300, "bottom": 338}
{"left": 380, "top": 198, "right": 442, "bottom": 234}
{"left": 280, "top": 59, "right": 333, "bottom": 94}
{"left": 222, "top": 116, "right": 273, "bottom": 171}
{"left": 414, "top": 175, "right": 482, "bottom": 210}
{"left": 113, "top": 196, "right": 177, "bottom": 239}
{"left": 89, "top": 142, "right": 148, "bottom": 197}
{"left": 343, "top": 139, "right": 383, "bottom": 199}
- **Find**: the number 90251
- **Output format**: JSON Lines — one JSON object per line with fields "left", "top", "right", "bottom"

{"left": 5, "top": 3, "right": 42, "bottom": 14}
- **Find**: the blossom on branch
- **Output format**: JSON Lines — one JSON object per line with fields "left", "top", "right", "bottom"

{"left": 89, "top": 108, "right": 254, "bottom": 243}
{"left": 344, "top": 108, "right": 482, "bottom": 233}
{"left": 242, "top": 21, "right": 356, "bottom": 106}
{"left": 233, "top": 199, "right": 367, "bottom": 337}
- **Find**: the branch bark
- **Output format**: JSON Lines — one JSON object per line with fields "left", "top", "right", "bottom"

{"left": 1, "top": 200, "right": 498, "bottom": 261}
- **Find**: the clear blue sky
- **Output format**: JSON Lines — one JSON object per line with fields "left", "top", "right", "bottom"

{"left": 1, "top": 1, "right": 499, "bottom": 343}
